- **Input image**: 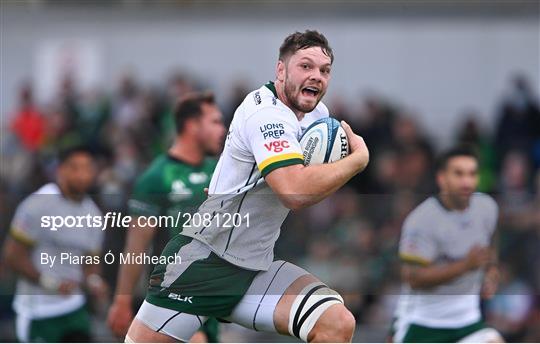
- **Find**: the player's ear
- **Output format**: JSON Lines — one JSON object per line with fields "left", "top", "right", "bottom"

{"left": 276, "top": 60, "right": 286, "bottom": 82}
{"left": 184, "top": 117, "right": 199, "bottom": 134}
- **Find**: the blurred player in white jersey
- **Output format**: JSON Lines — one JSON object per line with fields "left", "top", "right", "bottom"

{"left": 2, "top": 146, "right": 108, "bottom": 342}
{"left": 394, "top": 146, "right": 504, "bottom": 343}
{"left": 126, "top": 30, "right": 370, "bottom": 343}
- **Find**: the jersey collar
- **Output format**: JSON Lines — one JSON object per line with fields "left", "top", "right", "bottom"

{"left": 435, "top": 195, "right": 471, "bottom": 214}
{"left": 166, "top": 153, "right": 204, "bottom": 168}
{"left": 54, "top": 182, "right": 86, "bottom": 204}
{"left": 264, "top": 81, "right": 278, "bottom": 99}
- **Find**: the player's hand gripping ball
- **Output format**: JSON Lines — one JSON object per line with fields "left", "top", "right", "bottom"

{"left": 300, "top": 117, "right": 349, "bottom": 165}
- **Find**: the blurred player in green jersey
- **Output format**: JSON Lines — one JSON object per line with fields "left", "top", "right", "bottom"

{"left": 107, "top": 92, "right": 225, "bottom": 342}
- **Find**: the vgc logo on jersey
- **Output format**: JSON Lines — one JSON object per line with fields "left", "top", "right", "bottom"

{"left": 264, "top": 140, "right": 290, "bottom": 153}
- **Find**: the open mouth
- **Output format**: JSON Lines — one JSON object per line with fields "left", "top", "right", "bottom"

{"left": 301, "top": 86, "right": 320, "bottom": 98}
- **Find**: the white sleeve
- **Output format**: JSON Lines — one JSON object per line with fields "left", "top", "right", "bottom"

{"left": 243, "top": 108, "right": 304, "bottom": 177}
{"left": 399, "top": 215, "right": 437, "bottom": 265}
{"left": 10, "top": 197, "right": 42, "bottom": 246}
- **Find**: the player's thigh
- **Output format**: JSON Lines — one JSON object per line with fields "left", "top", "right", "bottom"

{"left": 224, "top": 260, "right": 313, "bottom": 333}
{"left": 129, "top": 300, "right": 207, "bottom": 342}
{"left": 226, "top": 260, "right": 344, "bottom": 340}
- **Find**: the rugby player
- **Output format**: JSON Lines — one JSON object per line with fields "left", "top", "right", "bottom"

{"left": 394, "top": 146, "right": 504, "bottom": 343}
{"left": 2, "top": 146, "right": 108, "bottom": 342}
{"left": 126, "top": 30, "right": 370, "bottom": 343}
{"left": 107, "top": 92, "right": 226, "bottom": 342}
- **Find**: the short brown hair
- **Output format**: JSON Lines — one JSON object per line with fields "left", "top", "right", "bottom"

{"left": 174, "top": 91, "right": 215, "bottom": 133}
{"left": 279, "top": 30, "right": 334, "bottom": 63}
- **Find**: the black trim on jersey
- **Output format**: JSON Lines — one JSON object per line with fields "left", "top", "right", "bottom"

{"left": 252, "top": 261, "right": 288, "bottom": 331}
{"left": 156, "top": 311, "right": 182, "bottom": 332}
{"left": 237, "top": 163, "right": 257, "bottom": 193}
{"left": 198, "top": 211, "right": 216, "bottom": 235}
{"left": 198, "top": 200, "right": 226, "bottom": 235}
{"left": 196, "top": 315, "right": 203, "bottom": 327}
{"left": 224, "top": 163, "right": 257, "bottom": 253}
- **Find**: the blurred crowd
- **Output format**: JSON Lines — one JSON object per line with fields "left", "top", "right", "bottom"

{"left": 1, "top": 71, "right": 539, "bottom": 342}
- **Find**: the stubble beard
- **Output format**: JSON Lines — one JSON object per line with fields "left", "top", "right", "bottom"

{"left": 283, "top": 75, "right": 320, "bottom": 114}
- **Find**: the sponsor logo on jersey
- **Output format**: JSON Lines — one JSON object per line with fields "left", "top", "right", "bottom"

{"left": 168, "top": 293, "right": 193, "bottom": 303}
{"left": 260, "top": 123, "right": 285, "bottom": 139}
{"left": 253, "top": 91, "right": 262, "bottom": 105}
{"left": 189, "top": 172, "right": 208, "bottom": 184}
{"left": 264, "top": 140, "right": 290, "bottom": 153}
{"left": 272, "top": 97, "right": 277, "bottom": 105}
{"left": 169, "top": 180, "right": 193, "bottom": 201}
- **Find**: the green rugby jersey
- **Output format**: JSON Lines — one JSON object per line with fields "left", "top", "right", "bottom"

{"left": 128, "top": 154, "right": 217, "bottom": 236}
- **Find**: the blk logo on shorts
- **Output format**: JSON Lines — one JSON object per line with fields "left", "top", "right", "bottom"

{"left": 168, "top": 293, "right": 193, "bottom": 303}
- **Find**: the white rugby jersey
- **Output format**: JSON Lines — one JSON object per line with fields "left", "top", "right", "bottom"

{"left": 182, "top": 82, "right": 329, "bottom": 270}
{"left": 398, "top": 193, "right": 498, "bottom": 328}
{"left": 10, "top": 183, "right": 103, "bottom": 319}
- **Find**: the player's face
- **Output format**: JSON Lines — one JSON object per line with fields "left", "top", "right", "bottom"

{"left": 58, "top": 153, "right": 97, "bottom": 195}
{"left": 280, "top": 47, "right": 332, "bottom": 113}
{"left": 197, "top": 103, "right": 226, "bottom": 155}
{"left": 438, "top": 156, "right": 479, "bottom": 206}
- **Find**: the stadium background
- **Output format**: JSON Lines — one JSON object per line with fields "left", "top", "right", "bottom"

{"left": 1, "top": 0, "right": 539, "bottom": 342}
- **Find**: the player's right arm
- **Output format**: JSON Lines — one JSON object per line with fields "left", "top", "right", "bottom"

{"left": 2, "top": 200, "right": 77, "bottom": 294}
{"left": 255, "top": 116, "right": 369, "bottom": 210}
{"left": 107, "top": 175, "right": 160, "bottom": 338}
{"left": 401, "top": 246, "right": 491, "bottom": 289}
{"left": 398, "top": 215, "right": 491, "bottom": 289}
{"left": 3, "top": 235, "right": 39, "bottom": 283}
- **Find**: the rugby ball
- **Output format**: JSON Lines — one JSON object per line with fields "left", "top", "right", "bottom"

{"left": 300, "top": 117, "right": 349, "bottom": 166}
